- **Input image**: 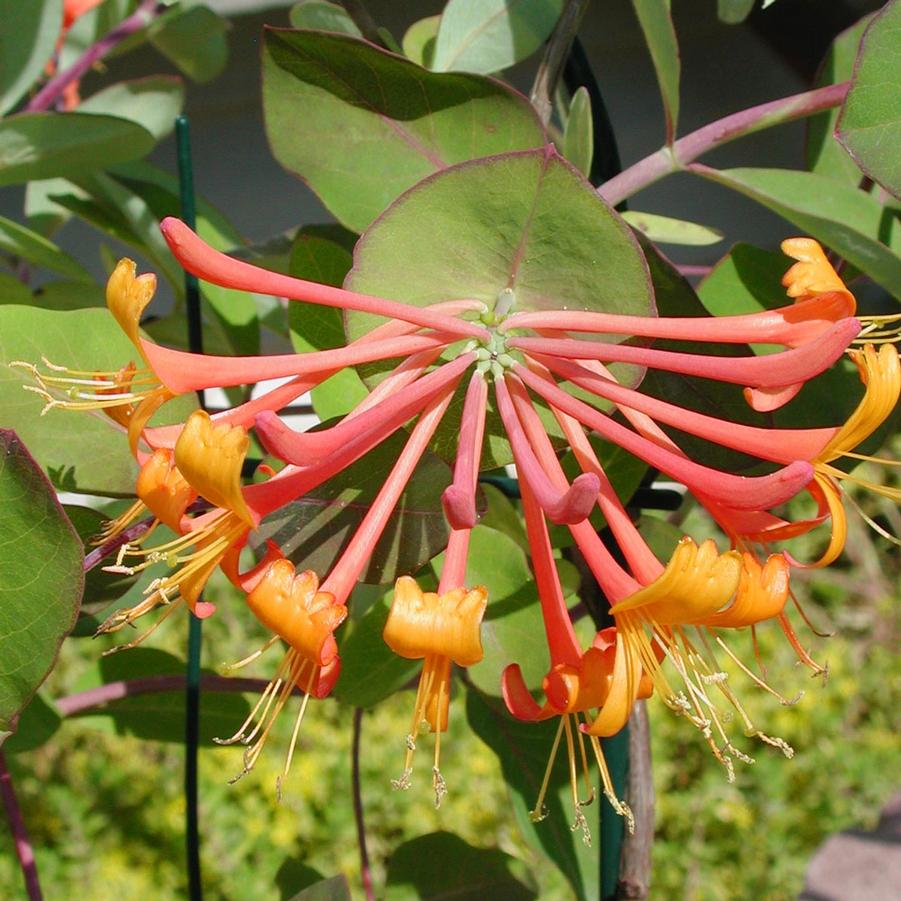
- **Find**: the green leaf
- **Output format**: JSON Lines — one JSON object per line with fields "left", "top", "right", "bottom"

{"left": 68, "top": 171, "right": 182, "bottom": 287}
{"left": 630, "top": 0, "right": 680, "bottom": 142}
{"left": 346, "top": 149, "right": 654, "bottom": 466}
{"left": 699, "top": 242, "right": 788, "bottom": 316}
{"left": 402, "top": 15, "right": 441, "bottom": 68}
{"left": 332, "top": 591, "right": 419, "bottom": 708}
{"left": 696, "top": 166, "right": 901, "bottom": 298}
{"left": 0, "top": 430, "right": 83, "bottom": 742}
{"left": 78, "top": 76, "right": 186, "bottom": 142}
{"left": 717, "top": 0, "right": 756, "bottom": 24}
{"left": 288, "top": 230, "right": 367, "bottom": 418}
{"left": 0, "top": 274, "right": 33, "bottom": 306}
{"left": 0, "top": 113, "right": 156, "bottom": 187}
{"left": 0, "top": 307, "right": 139, "bottom": 494}
{"left": 289, "top": 1, "right": 361, "bottom": 35}
{"left": 466, "top": 688, "right": 599, "bottom": 900}
{"left": 108, "top": 159, "right": 244, "bottom": 250}
{"left": 385, "top": 831, "right": 536, "bottom": 900}
{"left": 0, "top": 214, "right": 92, "bottom": 281}
{"left": 1, "top": 692, "right": 61, "bottom": 754}
{"left": 262, "top": 29, "right": 545, "bottom": 232}
{"left": 622, "top": 210, "right": 723, "bottom": 246}
{"left": 71, "top": 648, "right": 253, "bottom": 746}
{"left": 28, "top": 279, "right": 106, "bottom": 312}
{"left": 148, "top": 4, "right": 229, "bottom": 84}
{"left": 836, "top": 2, "right": 901, "bottom": 199}
{"left": 562, "top": 86, "right": 593, "bottom": 177}
{"left": 288, "top": 875, "right": 351, "bottom": 901}
{"left": 0, "top": 0, "right": 62, "bottom": 115}
{"left": 432, "top": 0, "right": 563, "bottom": 75}
{"left": 0, "top": 306, "right": 193, "bottom": 495}
{"left": 476, "top": 483, "right": 529, "bottom": 550}
{"left": 807, "top": 15, "right": 872, "bottom": 185}
{"left": 253, "top": 431, "right": 451, "bottom": 585}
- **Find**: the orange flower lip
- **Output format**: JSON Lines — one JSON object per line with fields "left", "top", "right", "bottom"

{"left": 383, "top": 576, "right": 487, "bottom": 667}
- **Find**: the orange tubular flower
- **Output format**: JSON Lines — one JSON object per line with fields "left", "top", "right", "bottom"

{"left": 583, "top": 539, "right": 796, "bottom": 782}
{"left": 215, "top": 560, "right": 346, "bottom": 795}
{"left": 98, "top": 410, "right": 257, "bottom": 644}
{"left": 383, "top": 569, "right": 487, "bottom": 807}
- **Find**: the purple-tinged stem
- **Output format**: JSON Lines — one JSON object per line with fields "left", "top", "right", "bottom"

{"left": 351, "top": 708, "right": 375, "bottom": 901}
{"left": 0, "top": 752, "right": 43, "bottom": 901}
{"left": 598, "top": 81, "right": 850, "bottom": 206}
{"left": 27, "top": 0, "right": 167, "bottom": 113}
{"left": 83, "top": 516, "right": 156, "bottom": 572}
{"left": 55, "top": 674, "right": 276, "bottom": 717}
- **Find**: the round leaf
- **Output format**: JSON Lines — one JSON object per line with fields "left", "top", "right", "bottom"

{"left": 0, "top": 112, "right": 155, "bottom": 187}
{"left": 836, "top": 1, "right": 901, "bottom": 200}
{"left": 346, "top": 149, "right": 654, "bottom": 465}
{"left": 0, "top": 430, "right": 83, "bottom": 743}
{"left": 262, "top": 29, "right": 545, "bottom": 232}
{"left": 432, "top": 0, "right": 564, "bottom": 75}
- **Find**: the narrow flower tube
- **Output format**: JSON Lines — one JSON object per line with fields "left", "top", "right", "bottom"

{"left": 141, "top": 332, "right": 453, "bottom": 395}
{"left": 142, "top": 300, "right": 478, "bottom": 449}
{"left": 253, "top": 353, "right": 475, "bottom": 467}
{"left": 514, "top": 363, "right": 814, "bottom": 510}
{"left": 494, "top": 376, "right": 600, "bottom": 525}
{"left": 508, "top": 318, "right": 860, "bottom": 390}
{"left": 160, "top": 217, "right": 489, "bottom": 340}
{"left": 530, "top": 351, "right": 836, "bottom": 465}
{"left": 442, "top": 371, "right": 489, "bottom": 529}
{"left": 320, "top": 385, "right": 458, "bottom": 605}
{"left": 500, "top": 293, "right": 854, "bottom": 347}
{"left": 217, "top": 561, "right": 346, "bottom": 792}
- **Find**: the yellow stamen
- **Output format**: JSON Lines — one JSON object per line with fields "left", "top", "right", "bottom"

{"left": 97, "top": 510, "right": 247, "bottom": 636}
{"left": 384, "top": 577, "right": 488, "bottom": 795}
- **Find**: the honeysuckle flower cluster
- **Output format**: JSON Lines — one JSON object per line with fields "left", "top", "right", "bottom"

{"left": 15, "top": 216, "right": 899, "bottom": 838}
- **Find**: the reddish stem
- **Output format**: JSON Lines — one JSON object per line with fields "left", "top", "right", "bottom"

{"left": 27, "top": 0, "right": 166, "bottom": 112}
{"left": 598, "top": 81, "right": 851, "bottom": 205}
{"left": 351, "top": 708, "right": 375, "bottom": 901}
{"left": 55, "top": 674, "right": 277, "bottom": 717}
{"left": 0, "top": 752, "right": 43, "bottom": 901}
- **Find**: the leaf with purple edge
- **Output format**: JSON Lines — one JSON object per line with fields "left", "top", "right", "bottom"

{"left": 0, "top": 430, "right": 83, "bottom": 745}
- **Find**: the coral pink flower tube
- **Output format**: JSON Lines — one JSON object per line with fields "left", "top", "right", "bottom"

{"left": 531, "top": 352, "right": 836, "bottom": 464}
{"left": 160, "top": 217, "right": 489, "bottom": 340}
{"left": 494, "top": 376, "right": 600, "bottom": 525}
{"left": 141, "top": 332, "right": 453, "bottom": 394}
{"left": 442, "top": 371, "right": 488, "bottom": 530}
{"left": 254, "top": 353, "right": 475, "bottom": 465}
{"left": 508, "top": 318, "right": 859, "bottom": 389}
{"left": 500, "top": 292, "right": 855, "bottom": 347}
{"left": 514, "top": 363, "right": 813, "bottom": 510}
